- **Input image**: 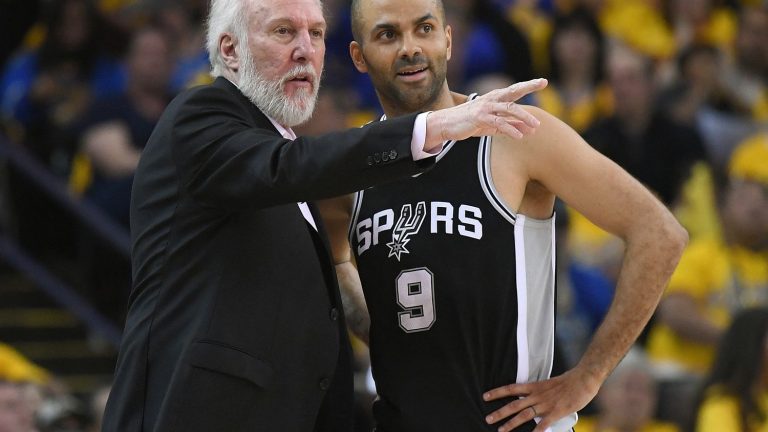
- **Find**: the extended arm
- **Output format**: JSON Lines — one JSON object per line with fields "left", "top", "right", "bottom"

{"left": 172, "top": 79, "right": 547, "bottom": 210}
{"left": 82, "top": 121, "right": 141, "bottom": 177}
{"left": 484, "top": 107, "right": 688, "bottom": 432}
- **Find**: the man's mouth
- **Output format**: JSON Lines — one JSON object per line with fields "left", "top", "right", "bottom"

{"left": 397, "top": 66, "right": 428, "bottom": 76}
{"left": 287, "top": 74, "right": 313, "bottom": 84}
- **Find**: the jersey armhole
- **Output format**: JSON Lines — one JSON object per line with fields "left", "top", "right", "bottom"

{"left": 477, "top": 135, "right": 518, "bottom": 225}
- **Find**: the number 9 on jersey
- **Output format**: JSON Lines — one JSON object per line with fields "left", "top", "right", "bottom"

{"left": 396, "top": 267, "right": 436, "bottom": 333}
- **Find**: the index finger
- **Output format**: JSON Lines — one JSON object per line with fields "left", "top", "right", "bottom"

{"left": 483, "top": 382, "right": 534, "bottom": 401}
{"left": 498, "top": 78, "right": 548, "bottom": 102}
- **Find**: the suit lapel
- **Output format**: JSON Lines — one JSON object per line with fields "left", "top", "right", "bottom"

{"left": 214, "top": 77, "right": 340, "bottom": 305}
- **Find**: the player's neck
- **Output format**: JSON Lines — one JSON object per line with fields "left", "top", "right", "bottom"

{"left": 382, "top": 84, "right": 462, "bottom": 118}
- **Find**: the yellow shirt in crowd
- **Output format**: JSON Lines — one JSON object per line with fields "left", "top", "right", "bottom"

{"left": 697, "top": 388, "right": 768, "bottom": 432}
{"left": 576, "top": 416, "right": 679, "bottom": 432}
{"left": 647, "top": 238, "right": 768, "bottom": 374}
{"left": 0, "top": 342, "right": 49, "bottom": 384}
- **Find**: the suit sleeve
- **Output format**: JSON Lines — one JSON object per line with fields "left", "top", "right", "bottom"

{"left": 170, "top": 85, "right": 433, "bottom": 210}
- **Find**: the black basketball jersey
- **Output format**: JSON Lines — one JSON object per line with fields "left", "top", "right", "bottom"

{"left": 349, "top": 109, "right": 577, "bottom": 431}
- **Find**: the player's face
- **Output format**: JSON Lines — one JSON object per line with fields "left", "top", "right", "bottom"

{"left": 350, "top": 0, "right": 451, "bottom": 114}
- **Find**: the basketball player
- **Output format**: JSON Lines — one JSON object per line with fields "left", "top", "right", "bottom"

{"left": 317, "top": 0, "right": 687, "bottom": 430}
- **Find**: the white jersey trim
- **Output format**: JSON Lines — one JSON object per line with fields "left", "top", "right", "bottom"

{"left": 514, "top": 215, "right": 529, "bottom": 383}
{"left": 348, "top": 190, "right": 365, "bottom": 245}
{"left": 478, "top": 135, "right": 517, "bottom": 224}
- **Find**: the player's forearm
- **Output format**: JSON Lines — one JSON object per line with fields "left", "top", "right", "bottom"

{"left": 574, "top": 214, "right": 687, "bottom": 385}
{"left": 336, "top": 261, "right": 370, "bottom": 344}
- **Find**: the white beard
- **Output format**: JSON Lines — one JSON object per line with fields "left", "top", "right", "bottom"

{"left": 237, "top": 46, "right": 321, "bottom": 127}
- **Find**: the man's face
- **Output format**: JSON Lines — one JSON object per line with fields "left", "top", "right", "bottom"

{"left": 0, "top": 384, "right": 25, "bottom": 432}
{"left": 238, "top": 0, "right": 326, "bottom": 126}
{"left": 599, "top": 370, "right": 656, "bottom": 430}
{"left": 723, "top": 180, "right": 768, "bottom": 248}
{"left": 350, "top": 0, "right": 451, "bottom": 114}
{"left": 736, "top": 9, "right": 768, "bottom": 75}
{"left": 607, "top": 51, "right": 653, "bottom": 119}
{"left": 128, "top": 31, "right": 172, "bottom": 93}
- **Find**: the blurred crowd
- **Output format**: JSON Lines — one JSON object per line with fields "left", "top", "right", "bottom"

{"left": 0, "top": 0, "right": 766, "bottom": 431}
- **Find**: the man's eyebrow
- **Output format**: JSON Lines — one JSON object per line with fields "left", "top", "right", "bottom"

{"left": 413, "top": 13, "right": 437, "bottom": 24}
{"left": 371, "top": 13, "right": 437, "bottom": 33}
{"left": 264, "top": 17, "right": 327, "bottom": 29}
{"left": 372, "top": 21, "right": 398, "bottom": 32}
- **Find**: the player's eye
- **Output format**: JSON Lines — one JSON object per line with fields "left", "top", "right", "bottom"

{"left": 422, "top": 24, "right": 433, "bottom": 33}
{"left": 379, "top": 30, "right": 395, "bottom": 40}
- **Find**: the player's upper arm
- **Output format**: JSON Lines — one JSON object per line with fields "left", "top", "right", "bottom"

{"left": 316, "top": 194, "right": 355, "bottom": 264}
{"left": 521, "top": 105, "right": 673, "bottom": 241}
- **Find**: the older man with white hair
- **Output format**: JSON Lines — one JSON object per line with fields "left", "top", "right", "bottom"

{"left": 101, "top": 0, "right": 546, "bottom": 430}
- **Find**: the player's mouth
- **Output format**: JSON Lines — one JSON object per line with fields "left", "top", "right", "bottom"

{"left": 396, "top": 66, "right": 429, "bottom": 82}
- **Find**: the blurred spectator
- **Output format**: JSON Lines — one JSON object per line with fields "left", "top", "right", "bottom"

{"left": 666, "top": 0, "right": 737, "bottom": 57}
{"left": 583, "top": 45, "right": 706, "bottom": 207}
{"left": 87, "top": 385, "right": 110, "bottom": 432}
{"left": 0, "top": 343, "right": 49, "bottom": 432}
{"left": 647, "top": 134, "right": 768, "bottom": 377}
{"left": 0, "top": 380, "right": 37, "bottom": 432}
{"left": 0, "top": 1, "right": 42, "bottom": 70}
{"left": 691, "top": 307, "right": 768, "bottom": 432}
{"left": 74, "top": 26, "right": 172, "bottom": 227}
{"left": 0, "top": 343, "right": 49, "bottom": 386}
{"left": 36, "top": 392, "right": 89, "bottom": 432}
{"left": 597, "top": 0, "right": 677, "bottom": 61}
{"left": 0, "top": 0, "right": 124, "bottom": 162}
{"left": 155, "top": 0, "right": 211, "bottom": 92}
{"left": 576, "top": 348, "right": 679, "bottom": 432}
{"left": 468, "top": 1, "right": 534, "bottom": 84}
{"left": 504, "top": 0, "right": 557, "bottom": 76}
{"left": 659, "top": 44, "right": 726, "bottom": 127}
{"left": 0, "top": 0, "right": 125, "bottom": 262}
{"left": 646, "top": 134, "right": 768, "bottom": 425}
{"left": 533, "top": 7, "right": 610, "bottom": 132}
{"left": 442, "top": 0, "right": 531, "bottom": 92}
{"left": 719, "top": 5, "right": 768, "bottom": 122}
{"left": 466, "top": 73, "right": 518, "bottom": 98}
{"left": 71, "top": 26, "right": 173, "bottom": 321}
{"left": 553, "top": 200, "right": 615, "bottom": 366}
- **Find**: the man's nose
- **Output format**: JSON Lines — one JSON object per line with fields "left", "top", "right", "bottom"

{"left": 398, "top": 32, "right": 423, "bottom": 59}
{"left": 292, "top": 30, "right": 318, "bottom": 62}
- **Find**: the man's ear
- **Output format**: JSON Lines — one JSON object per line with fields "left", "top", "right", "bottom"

{"left": 445, "top": 25, "right": 452, "bottom": 61}
{"left": 349, "top": 41, "right": 368, "bottom": 73}
{"left": 220, "top": 33, "right": 239, "bottom": 71}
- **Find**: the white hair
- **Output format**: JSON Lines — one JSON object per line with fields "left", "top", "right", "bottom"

{"left": 206, "top": 0, "right": 250, "bottom": 77}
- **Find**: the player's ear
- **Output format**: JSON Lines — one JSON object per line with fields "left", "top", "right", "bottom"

{"left": 350, "top": 41, "right": 368, "bottom": 73}
{"left": 445, "top": 25, "right": 452, "bottom": 61}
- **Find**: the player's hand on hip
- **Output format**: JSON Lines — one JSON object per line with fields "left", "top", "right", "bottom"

{"left": 482, "top": 368, "right": 598, "bottom": 432}
{"left": 425, "top": 78, "right": 547, "bottom": 146}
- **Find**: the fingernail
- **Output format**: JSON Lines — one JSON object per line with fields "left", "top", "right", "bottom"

{"left": 483, "top": 393, "right": 490, "bottom": 400}
{"left": 486, "top": 415, "right": 493, "bottom": 423}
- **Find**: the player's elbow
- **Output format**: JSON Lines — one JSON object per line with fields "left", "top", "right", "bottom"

{"left": 661, "top": 216, "right": 688, "bottom": 260}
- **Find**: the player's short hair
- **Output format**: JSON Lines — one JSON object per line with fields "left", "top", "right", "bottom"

{"left": 350, "top": 0, "right": 446, "bottom": 45}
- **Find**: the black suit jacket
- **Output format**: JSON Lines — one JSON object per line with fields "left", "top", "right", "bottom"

{"left": 102, "top": 77, "right": 433, "bottom": 432}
